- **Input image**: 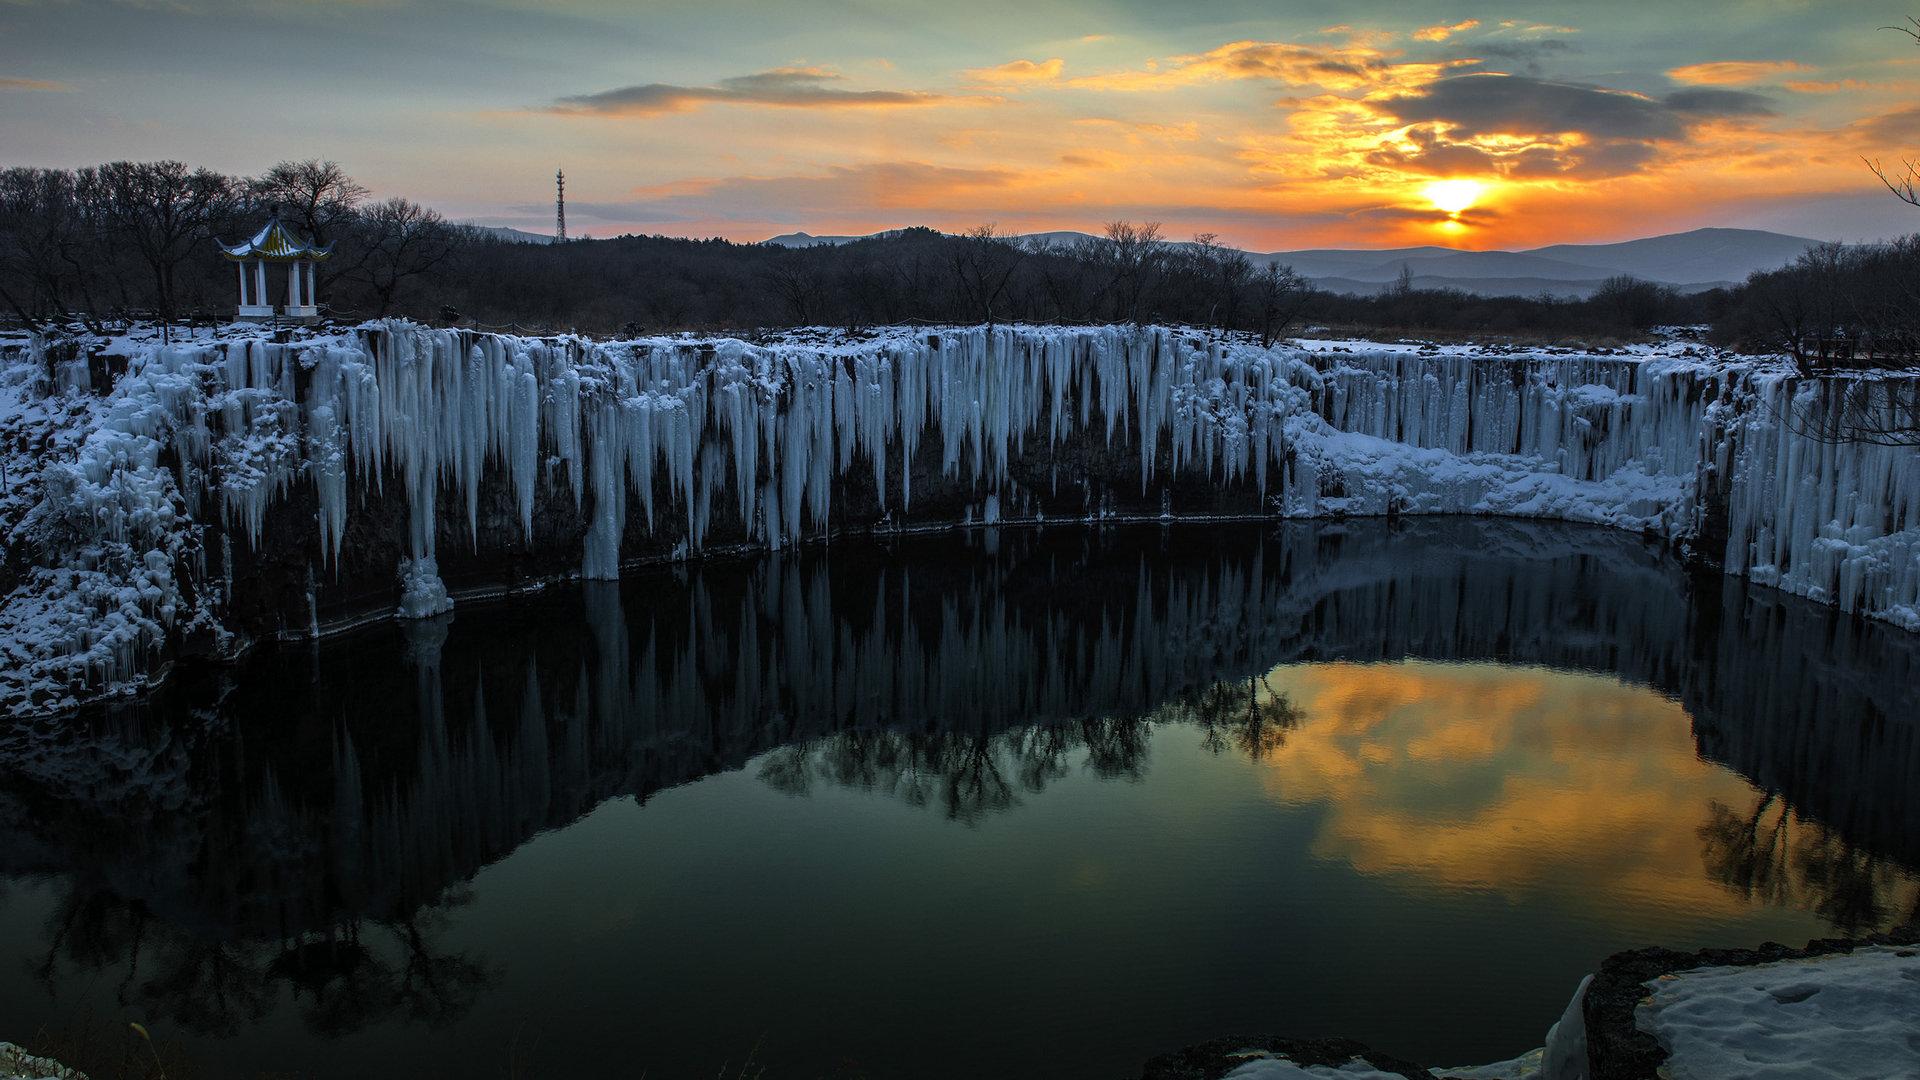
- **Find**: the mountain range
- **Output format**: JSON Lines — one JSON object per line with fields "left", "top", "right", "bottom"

{"left": 764, "top": 226, "right": 1822, "bottom": 298}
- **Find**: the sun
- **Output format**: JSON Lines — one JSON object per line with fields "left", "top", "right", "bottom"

{"left": 1423, "top": 179, "right": 1485, "bottom": 216}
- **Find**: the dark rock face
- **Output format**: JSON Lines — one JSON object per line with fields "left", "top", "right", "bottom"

{"left": 215, "top": 416, "right": 1273, "bottom": 650}
{"left": 1139, "top": 1035, "right": 1437, "bottom": 1080}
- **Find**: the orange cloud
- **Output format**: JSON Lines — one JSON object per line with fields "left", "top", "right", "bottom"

{"left": 1497, "top": 20, "right": 1579, "bottom": 35}
{"left": 1066, "top": 38, "right": 1444, "bottom": 92}
{"left": 511, "top": 21, "right": 1902, "bottom": 250}
{"left": 1413, "top": 19, "right": 1479, "bottom": 43}
{"left": 1668, "top": 60, "right": 1812, "bottom": 85}
{"left": 1784, "top": 78, "right": 1874, "bottom": 94}
{"left": 0, "top": 77, "right": 70, "bottom": 91}
{"left": 1246, "top": 662, "right": 1919, "bottom": 928}
{"left": 965, "top": 57, "right": 1064, "bottom": 85}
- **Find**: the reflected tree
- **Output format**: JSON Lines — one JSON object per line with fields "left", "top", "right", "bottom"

{"left": 1795, "top": 830, "right": 1900, "bottom": 935}
{"left": 390, "top": 899, "right": 490, "bottom": 1029}
{"left": 138, "top": 938, "right": 273, "bottom": 1037}
{"left": 25, "top": 880, "right": 491, "bottom": 1041}
{"left": 1698, "top": 794, "right": 1794, "bottom": 905}
{"left": 270, "top": 927, "right": 394, "bottom": 1039}
{"left": 30, "top": 888, "right": 151, "bottom": 1005}
{"left": 756, "top": 718, "right": 1156, "bottom": 823}
{"left": 1699, "top": 793, "right": 1920, "bottom": 934}
{"left": 1009, "top": 725, "right": 1080, "bottom": 792}
{"left": 1076, "top": 717, "right": 1151, "bottom": 780}
{"left": 1190, "top": 674, "right": 1301, "bottom": 762}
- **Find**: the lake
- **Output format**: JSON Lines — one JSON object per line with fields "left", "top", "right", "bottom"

{"left": 2, "top": 519, "right": 1915, "bottom": 1079}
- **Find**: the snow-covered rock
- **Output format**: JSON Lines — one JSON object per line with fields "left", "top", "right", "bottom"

{"left": 0, "top": 1043, "right": 84, "bottom": 1080}
{"left": 1636, "top": 945, "right": 1920, "bottom": 1080}
{"left": 1, "top": 323, "right": 1916, "bottom": 716}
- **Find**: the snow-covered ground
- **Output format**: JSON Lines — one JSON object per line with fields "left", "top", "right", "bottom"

{"left": 1637, "top": 945, "right": 1920, "bottom": 1080}
{"left": 1213, "top": 943, "right": 1919, "bottom": 1080}
{"left": 1, "top": 321, "right": 1916, "bottom": 716}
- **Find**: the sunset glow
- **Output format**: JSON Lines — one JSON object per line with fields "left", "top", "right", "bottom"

{"left": 4, "top": 1, "right": 1917, "bottom": 248}
{"left": 1423, "top": 179, "right": 1486, "bottom": 216}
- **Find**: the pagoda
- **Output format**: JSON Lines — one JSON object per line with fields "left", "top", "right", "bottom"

{"left": 217, "top": 212, "right": 333, "bottom": 324}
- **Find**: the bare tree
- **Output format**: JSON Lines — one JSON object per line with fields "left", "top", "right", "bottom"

{"left": 1255, "top": 262, "right": 1307, "bottom": 347}
{"left": 250, "top": 160, "right": 366, "bottom": 243}
{"left": 948, "top": 224, "right": 1026, "bottom": 328}
{"left": 1592, "top": 274, "right": 1680, "bottom": 332}
{"left": 79, "top": 161, "right": 233, "bottom": 335}
{"left": 250, "top": 160, "right": 369, "bottom": 289}
{"left": 1191, "top": 232, "right": 1254, "bottom": 333}
{"left": 1101, "top": 220, "right": 1167, "bottom": 325}
{"left": 1389, "top": 262, "right": 1416, "bottom": 298}
{"left": 1867, "top": 19, "right": 1920, "bottom": 206}
{"left": 762, "top": 251, "right": 828, "bottom": 326}
{"left": 838, "top": 245, "right": 896, "bottom": 328}
{"left": 0, "top": 168, "right": 98, "bottom": 330}
{"left": 1026, "top": 235, "right": 1100, "bottom": 322}
{"left": 350, "top": 197, "right": 456, "bottom": 317}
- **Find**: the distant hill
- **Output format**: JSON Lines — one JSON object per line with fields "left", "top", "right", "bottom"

{"left": 764, "top": 231, "right": 886, "bottom": 248}
{"left": 468, "top": 225, "right": 556, "bottom": 245}
{"left": 1522, "top": 228, "right": 1821, "bottom": 284}
{"left": 1312, "top": 275, "right": 1736, "bottom": 299}
{"left": 759, "top": 225, "right": 1822, "bottom": 298}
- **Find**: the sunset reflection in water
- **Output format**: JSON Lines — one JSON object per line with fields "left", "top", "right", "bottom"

{"left": 1239, "top": 661, "right": 1920, "bottom": 931}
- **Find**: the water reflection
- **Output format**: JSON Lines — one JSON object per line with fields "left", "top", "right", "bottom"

{"left": 0, "top": 519, "right": 1915, "bottom": 1075}
{"left": 758, "top": 717, "right": 1155, "bottom": 822}
{"left": 1700, "top": 793, "right": 1920, "bottom": 935}
{"left": 1247, "top": 662, "right": 1919, "bottom": 930}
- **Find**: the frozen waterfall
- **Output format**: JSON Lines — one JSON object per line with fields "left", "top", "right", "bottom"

{"left": 1, "top": 322, "right": 1916, "bottom": 715}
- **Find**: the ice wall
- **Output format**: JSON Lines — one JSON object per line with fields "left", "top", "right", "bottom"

{"left": 1, "top": 322, "right": 1916, "bottom": 715}
{"left": 1293, "top": 347, "right": 1920, "bottom": 629}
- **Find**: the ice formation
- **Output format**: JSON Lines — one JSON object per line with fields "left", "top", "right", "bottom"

{"left": 1, "top": 322, "right": 1916, "bottom": 714}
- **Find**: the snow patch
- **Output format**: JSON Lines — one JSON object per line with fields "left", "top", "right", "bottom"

{"left": 1226, "top": 1058, "right": 1416, "bottom": 1080}
{"left": 1635, "top": 945, "right": 1920, "bottom": 1080}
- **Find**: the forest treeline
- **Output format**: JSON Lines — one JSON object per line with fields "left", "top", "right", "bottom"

{"left": 2, "top": 158, "right": 1916, "bottom": 366}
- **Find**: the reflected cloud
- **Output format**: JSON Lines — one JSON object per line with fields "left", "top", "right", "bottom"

{"left": 3, "top": 521, "right": 1916, "bottom": 1057}
{"left": 1248, "top": 662, "right": 1920, "bottom": 930}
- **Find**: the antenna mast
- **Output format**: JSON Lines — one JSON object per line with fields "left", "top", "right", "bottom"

{"left": 555, "top": 169, "right": 567, "bottom": 243}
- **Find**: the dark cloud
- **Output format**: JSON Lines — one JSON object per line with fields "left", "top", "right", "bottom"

{"left": 1458, "top": 40, "right": 1576, "bottom": 76}
{"left": 1368, "top": 72, "right": 1766, "bottom": 179}
{"left": 1855, "top": 105, "right": 1920, "bottom": 146}
{"left": 1377, "top": 73, "right": 1683, "bottom": 142}
{"left": 550, "top": 68, "right": 943, "bottom": 117}
{"left": 1348, "top": 203, "right": 1504, "bottom": 229}
{"left": 1662, "top": 87, "right": 1774, "bottom": 117}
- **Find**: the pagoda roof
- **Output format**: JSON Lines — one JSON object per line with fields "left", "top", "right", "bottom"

{"left": 217, "top": 213, "right": 333, "bottom": 262}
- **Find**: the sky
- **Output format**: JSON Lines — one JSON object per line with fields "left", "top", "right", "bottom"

{"left": 4, "top": 0, "right": 1920, "bottom": 250}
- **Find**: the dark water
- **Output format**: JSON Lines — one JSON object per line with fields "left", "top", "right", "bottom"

{"left": 2, "top": 520, "right": 1917, "bottom": 1080}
